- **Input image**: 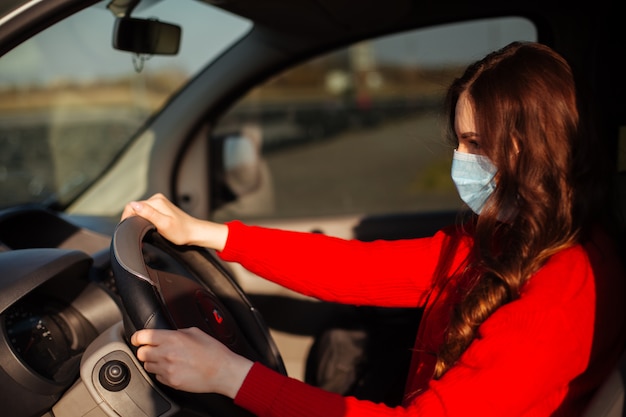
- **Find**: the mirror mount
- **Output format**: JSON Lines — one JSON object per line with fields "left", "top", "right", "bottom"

{"left": 107, "top": 0, "right": 141, "bottom": 18}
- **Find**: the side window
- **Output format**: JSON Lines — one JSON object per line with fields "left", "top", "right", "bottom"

{"left": 212, "top": 17, "right": 536, "bottom": 222}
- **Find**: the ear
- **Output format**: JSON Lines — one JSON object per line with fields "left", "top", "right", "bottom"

{"left": 512, "top": 137, "right": 521, "bottom": 155}
{"left": 506, "top": 136, "right": 521, "bottom": 171}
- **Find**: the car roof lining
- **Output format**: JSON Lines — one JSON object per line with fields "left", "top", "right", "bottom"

{"left": 200, "top": 0, "right": 575, "bottom": 38}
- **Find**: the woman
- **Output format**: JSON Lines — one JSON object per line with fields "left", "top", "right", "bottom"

{"left": 122, "top": 42, "right": 626, "bottom": 416}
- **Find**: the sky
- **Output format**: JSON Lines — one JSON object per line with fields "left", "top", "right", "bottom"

{"left": 375, "top": 17, "right": 536, "bottom": 66}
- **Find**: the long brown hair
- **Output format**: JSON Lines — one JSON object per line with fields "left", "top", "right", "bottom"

{"left": 434, "top": 41, "right": 611, "bottom": 378}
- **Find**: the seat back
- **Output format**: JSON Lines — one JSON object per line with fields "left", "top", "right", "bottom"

{"left": 582, "top": 352, "right": 626, "bottom": 417}
{"left": 585, "top": 172, "right": 626, "bottom": 417}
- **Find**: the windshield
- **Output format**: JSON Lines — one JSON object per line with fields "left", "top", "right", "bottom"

{"left": 0, "top": 0, "right": 251, "bottom": 209}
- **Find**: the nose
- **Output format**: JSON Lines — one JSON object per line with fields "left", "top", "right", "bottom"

{"left": 456, "top": 143, "right": 470, "bottom": 154}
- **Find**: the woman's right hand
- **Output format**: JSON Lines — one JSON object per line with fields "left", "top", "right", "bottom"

{"left": 121, "top": 193, "right": 229, "bottom": 251}
{"left": 131, "top": 327, "right": 253, "bottom": 398}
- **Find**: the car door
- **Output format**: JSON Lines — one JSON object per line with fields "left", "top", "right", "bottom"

{"left": 204, "top": 17, "right": 538, "bottom": 382}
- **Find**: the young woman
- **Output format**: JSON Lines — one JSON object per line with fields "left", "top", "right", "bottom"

{"left": 122, "top": 42, "right": 626, "bottom": 416}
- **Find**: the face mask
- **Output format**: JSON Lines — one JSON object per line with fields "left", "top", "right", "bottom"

{"left": 451, "top": 149, "right": 497, "bottom": 214}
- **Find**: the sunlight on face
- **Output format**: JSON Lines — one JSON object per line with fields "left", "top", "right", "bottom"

{"left": 455, "top": 92, "right": 483, "bottom": 155}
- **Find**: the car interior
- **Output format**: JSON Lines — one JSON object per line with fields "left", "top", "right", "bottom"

{"left": 0, "top": 0, "right": 624, "bottom": 416}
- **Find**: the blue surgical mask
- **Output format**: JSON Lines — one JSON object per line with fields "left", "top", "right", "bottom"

{"left": 451, "top": 150, "right": 497, "bottom": 214}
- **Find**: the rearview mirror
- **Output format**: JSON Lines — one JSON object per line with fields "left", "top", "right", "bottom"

{"left": 113, "top": 17, "right": 181, "bottom": 55}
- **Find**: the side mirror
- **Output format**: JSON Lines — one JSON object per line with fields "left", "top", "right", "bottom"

{"left": 222, "top": 134, "right": 262, "bottom": 197}
{"left": 211, "top": 129, "right": 264, "bottom": 210}
{"left": 113, "top": 17, "right": 181, "bottom": 55}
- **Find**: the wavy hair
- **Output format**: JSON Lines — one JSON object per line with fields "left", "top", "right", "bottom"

{"left": 434, "top": 41, "right": 611, "bottom": 378}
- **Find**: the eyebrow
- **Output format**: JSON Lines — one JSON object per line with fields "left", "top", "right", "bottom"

{"left": 458, "top": 132, "right": 480, "bottom": 139}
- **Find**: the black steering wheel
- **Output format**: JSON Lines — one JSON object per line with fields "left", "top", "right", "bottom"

{"left": 110, "top": 215, "right": 286, "bottom": 416}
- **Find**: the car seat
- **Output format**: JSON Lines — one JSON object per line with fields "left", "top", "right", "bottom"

{"left": 584, "top": 171, "right": 626, "bottom": 417}
{"left": 581, "top": 351, "right": 625, "bottom": 416}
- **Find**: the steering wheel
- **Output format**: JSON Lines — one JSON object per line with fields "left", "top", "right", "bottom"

{"left": 110, "top": 215, "right": 286, "bottom": 416}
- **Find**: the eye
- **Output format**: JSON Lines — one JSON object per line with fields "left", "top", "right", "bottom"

{"left": 468, "top": 139, "right": 481, "bottom": 150}
{"left": 457, "top": 134, "right": 482, "bottom": 154}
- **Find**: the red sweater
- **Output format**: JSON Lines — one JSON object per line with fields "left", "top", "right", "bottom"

{"left": 218, "top": 221, "right": 626, "bottom": 417}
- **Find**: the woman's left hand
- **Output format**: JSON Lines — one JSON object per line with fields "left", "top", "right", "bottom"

{"left": 131, "top": 327, "right": 254, "bottom": 399}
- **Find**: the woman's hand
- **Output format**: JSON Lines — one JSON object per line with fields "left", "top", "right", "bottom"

{"left": 131, "top": 327, "right": 254, "bottom": 398}
{"left": 121, "top": 193, "right": 228, "bottom": 250}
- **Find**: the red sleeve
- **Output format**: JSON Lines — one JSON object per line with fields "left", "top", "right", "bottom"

{"left": 233, "top": 237, "right": 626, "bottom": 417}
{"left": 234, "top": 363, "right": 347, "bottom": 417}
{"left": 217, "top": 221, "right": 459, "bottom": 307}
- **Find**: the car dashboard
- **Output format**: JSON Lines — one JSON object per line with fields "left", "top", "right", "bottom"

{"left": 0, "top": 207, "right": 180, "bottom": 417}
